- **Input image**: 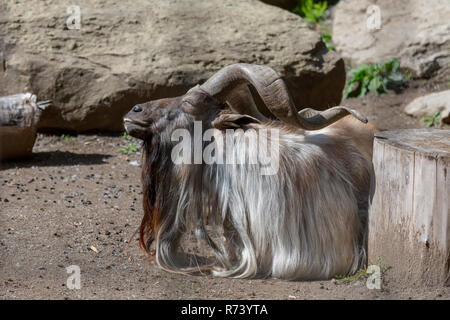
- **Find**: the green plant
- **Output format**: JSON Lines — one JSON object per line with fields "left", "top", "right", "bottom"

{"left": 120, "top": 143, "right": 139, "bottom": 155}
{"left": 292, "top": 0, "right": 328, "bottom": 24}
{"left": 422, "top": 111, "right": 441, "bottom": 128}
{"left": 61, "top": 134, "right": 75, "bottom": 142}
{"left": 335, "top": 268, "right": 370, "bottom": 284}
{"left": 344, "top": 58, "right": 404, "bottom": 98}
{"left": 376, "top": 256, "right": 391, "bottom": 273}
{"left": 404, "top": 70, "right": 413, "bottom": 80}
{"left": 122, "top": 132, "right": 133, "bottom": 140}
{"left": 321, "top": 33, "right": 334, "bottom": 51}
{"left": 335, "top": 257, "right": 391, "bottom": 284}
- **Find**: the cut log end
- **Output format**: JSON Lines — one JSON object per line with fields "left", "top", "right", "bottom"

{"left": 369, "top": 129, "right": 450, "bottom": 287}
{"left": 374, "top": 129, "right": 450, "bottom": 158}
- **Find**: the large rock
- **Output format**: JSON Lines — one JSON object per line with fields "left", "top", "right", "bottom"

{"left": 332, "top": 0, "right": 450, "bottom": 78}
{"left": 404, "top": 90, "right": 450, "bottom": 124}
{"left": 0, "top": 0, "right": 344, "bottom": 132}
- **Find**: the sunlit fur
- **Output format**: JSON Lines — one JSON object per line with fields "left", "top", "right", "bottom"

{"left": 135, "top": 99, "right": 376, "bottom": 280}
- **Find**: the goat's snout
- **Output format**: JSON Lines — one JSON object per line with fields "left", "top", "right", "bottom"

{"left": 132, "top": 105, "right": 143, "bottom": 113}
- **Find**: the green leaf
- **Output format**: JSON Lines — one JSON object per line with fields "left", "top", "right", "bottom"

{"left": 344, "top": 83, "right": 354, "bottom": 99}
{"left": 368, "top": 77, "right": 382, "bottom": 94}
{"left": 359, "top": 76, "right": 370, "bottom": 97}
{"left": 390, "top": 58, "right": 400, "bottom": 72}
{"left": 359, "top": 86, "right": 368, "bottom": 98}
{"left": 350, "top": 69, "right": 367, "bottom": 82}
{"left": 381, "top": 78, "right": 389, "bottom": 92}
{"left": 120, "top": 143, "right": 139, "bottom": 155}
{"left": 386, "top": 58, "right": 400, "bottom": 73}
{"left": 387, "top": 72, "right": 404, "bottom": 84}
{"left": 321, "top": 33, "right": 331, "bottom": 41}
{"left": 344, "top": 57, "right": 403, "bottom": 98}
{"left": 294, "top": 0, "right": 327, "bottom": 24}
{"left": 321, "top": 33, "right": 335, "bottom": 50}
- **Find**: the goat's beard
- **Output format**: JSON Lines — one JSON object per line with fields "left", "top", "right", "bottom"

{"left": 139, "top": 127, "right": 369, "bottom": 280}
{"left": 139, "top": 135, "right": 175, "bottom": 257}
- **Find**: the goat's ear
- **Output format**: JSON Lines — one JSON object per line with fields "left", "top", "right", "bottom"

{"left": 211, "top": 112, "right": 260, "bottom": 130}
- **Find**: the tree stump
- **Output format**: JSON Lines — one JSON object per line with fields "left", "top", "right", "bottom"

{"left": 0, "top": 93, "right": 51, "bottom": 161}
{"left": 369, "top": 129, "right": 450, "bottom": 287}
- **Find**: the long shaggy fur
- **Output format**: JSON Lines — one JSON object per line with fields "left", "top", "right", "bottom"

{"left": 139, "top": 115, "right": 375, "bottom": 280}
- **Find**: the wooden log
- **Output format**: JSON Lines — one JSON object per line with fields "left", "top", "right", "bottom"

{"left": 0, "top": 93, "right": 51, "bottom": 161}
{"left": 368, "top": 129, "right": 450, "bottom": 287}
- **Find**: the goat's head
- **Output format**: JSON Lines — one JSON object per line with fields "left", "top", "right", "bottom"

{"left": 123, "top": 89, "right": 227, "bottom": 141}
{"left": 124, "top": 63, "right": 368, "bottom": 140}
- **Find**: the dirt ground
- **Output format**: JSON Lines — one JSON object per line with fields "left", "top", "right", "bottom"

{"left": 1, "top": 79, "right": 449, "bottom": 300}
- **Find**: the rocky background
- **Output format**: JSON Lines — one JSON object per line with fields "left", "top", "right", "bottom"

{"left": 1, "top": 0, "right": 345, "bottom": 132}
{"left": 1, "top": 0, "right": 449, "bottom": 132}
{"left": 333, "top": 0, "right": 450, "bottom": 78}
{"left": 1, "top": 0, "right": 449, "bottom": 300}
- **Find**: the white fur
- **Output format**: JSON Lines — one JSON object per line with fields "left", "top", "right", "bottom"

{"left": 153, "top": 123, "right": 370, "bottom": 280}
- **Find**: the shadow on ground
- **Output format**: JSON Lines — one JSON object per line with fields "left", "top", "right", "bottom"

{"left": 0, "top": 151, "right": 112, "bottom": 170}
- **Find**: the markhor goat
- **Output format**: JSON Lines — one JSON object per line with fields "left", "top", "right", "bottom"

{"left": 124, "top": 64, "right": 376, "bottom": 280}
